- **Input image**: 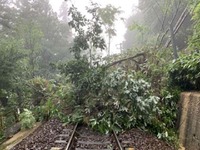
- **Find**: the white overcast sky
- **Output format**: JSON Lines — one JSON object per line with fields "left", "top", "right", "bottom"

{"left": 49, "top": 0, "right": 139, "bottom": 54}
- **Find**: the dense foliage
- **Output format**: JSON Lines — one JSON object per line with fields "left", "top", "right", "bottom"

{"left": 0, "top": 39, "right": 23, "bottom": 93}
{"left": 169, "top": 52, "right": 200, "bottom": 90}
{"left": 189, "top": 2, "right": 200, "bottom": 49}
{"left": 88, "top": 69, "right": 160, "bottom": 133}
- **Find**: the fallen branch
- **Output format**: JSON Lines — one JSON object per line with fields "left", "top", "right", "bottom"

{"left": 105, "top": 52, "right": 146, "bottom": 68}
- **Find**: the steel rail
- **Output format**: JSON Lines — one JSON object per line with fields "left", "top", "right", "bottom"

{"left": 113, "top": 130, "right": 123, "bottom": 150}
{"left": 65, "top": 123, "right": 78, "bottom": 150}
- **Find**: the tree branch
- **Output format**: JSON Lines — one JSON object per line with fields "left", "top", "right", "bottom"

{"left": 155, "top": 1, "right": 171, "bottom": 47}
{"left": 156, "top": 0, "right": 181, "bottom": 47}
{"left": 165, "top": 5, "right": 189, "bottom": 48}
{"left": 105, "top": 52, "right": 145, "bottom": 68}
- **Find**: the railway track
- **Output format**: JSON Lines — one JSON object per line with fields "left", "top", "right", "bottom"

{"left": 50, "top": 123, "right": 131, "bottom": 150}
{"left": 10, "top": 119, "right": 174, "bottom": 150}
{"left": 50, "top": 124, "right": 77, "bottom": 150}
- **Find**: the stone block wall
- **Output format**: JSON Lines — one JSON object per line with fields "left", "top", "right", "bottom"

{"left": 178, "top": 92, "right": 200, "bottom": 150}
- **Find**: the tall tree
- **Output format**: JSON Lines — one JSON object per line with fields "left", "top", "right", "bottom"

{"left": 68, "top": 3, "right": 106, "bottom": 63}
{"left": 59, "top": 1, "right": 69, "bottom": 23}
{"left": 0, "top": 0, "right": 18, "bottom": 38}
{"left": 17, "top": 22, "right": 43, "bottom": 78}
{"left": 14, "top": 0, "right": 72, "bottom": 77}
{"left": 123, "top": 0, "right": 192, "bottom": 50}
{"left": 0, "top": 38, "right": 23, "bottom": 91}
{"left": 98, "top": 5, "right": 122, "bottom": 55}
{"left": 0, "top": 0, "right": 11, "bottom": 28}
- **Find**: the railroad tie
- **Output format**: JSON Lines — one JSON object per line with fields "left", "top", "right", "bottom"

{"left": 50, "top": 147, "right": 62, "bottom": 150}
{"left": 75, "top": 148, "right": 110, "bottom": 150}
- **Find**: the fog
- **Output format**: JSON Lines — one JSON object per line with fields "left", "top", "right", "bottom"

{"left": 50, "top": 0, "right": 139, "bottom": 54}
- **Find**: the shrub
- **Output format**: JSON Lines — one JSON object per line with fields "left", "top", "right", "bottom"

{"left": 31, "top": 78, "right": 75, "bottom": 122}
{"left": 169, "top": 52, "right": 200, "bottom": 91}
{"left": 34, "top": 99, "right": 62, "bottom": 121}
{"left": 29, "top": 77, "right": 57, "bottom": 106}
{"left": 19, "top": 109, "right": 36, "bottom": 129}
{"left": 59, "top": 58, "right": 104, "bottom": 105}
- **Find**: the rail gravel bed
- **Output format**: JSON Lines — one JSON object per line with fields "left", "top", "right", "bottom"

{"left": 11, "top": 119, "right": 65, "bottom": 150}
{"left": 118, "top": 128, "right": 175, "bottom": 150}
{"left": 10, "top": 119, "right": 175, "bottom": 150}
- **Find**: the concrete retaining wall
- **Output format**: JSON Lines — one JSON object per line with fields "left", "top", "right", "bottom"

{"left": 178, "top": 92, "right": 200, "bottom": 150}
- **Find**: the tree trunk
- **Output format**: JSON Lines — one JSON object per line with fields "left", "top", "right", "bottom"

{"left": 108, "top": 33, "right": 111, "bottom": 56}
{"left": 170, "top": 24, "right": 178, "bottom": 59}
